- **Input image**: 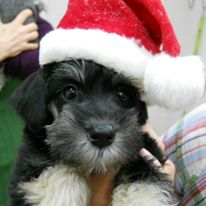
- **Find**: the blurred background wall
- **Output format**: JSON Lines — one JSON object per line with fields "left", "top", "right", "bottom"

{"left": 41, "top": 0, "right": 206, "bottom": 134}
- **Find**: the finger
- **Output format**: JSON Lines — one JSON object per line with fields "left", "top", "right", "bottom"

{"left": 23, "top": 23, "right": 38, "bottom": 33}
{"left": 24, "top": 43, "right": 38, "bottom": 51}
{"left": 142, "top": 124, "right": 159, "bottom": 140}
{"left": 13, "top": 9, "right": 33, "bottom": 25}
{"left": 25, "top": 31, "right": 39, "bottom": 42}
{"left": 162, "top": 159, "right": 176, "bottom": 184}
{"left": 162, "top": 160, "right": 176, "bottom": 173}
{"left": 142, "top": 124, "right": 165, "bottom": 152}
{"left": 155, "top": 136, "right": 165, "bottom": 152}
{"left": 139, "top": 148, "right": 162, "bottom": 171}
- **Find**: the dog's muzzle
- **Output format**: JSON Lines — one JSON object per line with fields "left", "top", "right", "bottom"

{"left": 88, "top": 123, "right": 115, "bottom": 148}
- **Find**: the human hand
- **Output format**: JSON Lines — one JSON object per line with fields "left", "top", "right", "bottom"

{"left": 140, "top": 124, "right": 176, "bottom": 184}
{"left": 84, "top": 169, "right": 118, "bottom": 206}
{"left": 0, "top": 9, "right": 38, "bottom": 62}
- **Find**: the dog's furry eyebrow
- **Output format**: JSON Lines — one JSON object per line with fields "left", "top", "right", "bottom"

{"left": 56, "top": 68, "right": 84, "bottom": 84}
{"left": 48, "top": 61, "right": 85, "bottom": 85}
{"left": 112, "top": 74, "right": 137, "bottom": 89}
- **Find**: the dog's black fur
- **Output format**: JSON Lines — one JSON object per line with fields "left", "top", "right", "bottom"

{"left": 10, "top": 60, "right": 177, "bottom": 205}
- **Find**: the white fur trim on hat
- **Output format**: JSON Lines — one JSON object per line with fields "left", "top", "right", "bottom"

{"left": 40, "top": 29, "right": 206, "bottom": 110}
{"left": 39, "top": 28, "right": 152, "bottom": 79}
{"left": 144, "top": 54, "right": 205, "bottom": 110}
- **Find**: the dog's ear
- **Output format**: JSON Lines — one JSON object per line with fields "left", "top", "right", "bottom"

{"left": 11, "top": 70, "right": 49, "bottom": 133}
{"left": 137, "top": 100, "right": 148, "bottom": 125}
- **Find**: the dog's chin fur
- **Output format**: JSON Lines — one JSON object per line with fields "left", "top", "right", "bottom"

{"left": 10, "top": 59, "right": 178, "bottom": 206}
{"left": 45, "top": 104, "right": 142, "bottom": 174}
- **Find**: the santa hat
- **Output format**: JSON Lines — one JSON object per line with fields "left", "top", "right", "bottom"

{"left": 39, "top": 0, "right": 205, "bottom": 110}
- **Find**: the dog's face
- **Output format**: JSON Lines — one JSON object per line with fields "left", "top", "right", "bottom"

{"left": 12, "top": 60, "right": 148, "bottom": 173}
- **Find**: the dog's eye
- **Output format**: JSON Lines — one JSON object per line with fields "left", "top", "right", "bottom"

{"left": 116, "top": 87, "right": 129, "bottom": 103}
{"left": 115, "top": 85, "right": 138, "bottom": 107}
{"left": 62, "top": 84, "right": 78, "bottom": 100}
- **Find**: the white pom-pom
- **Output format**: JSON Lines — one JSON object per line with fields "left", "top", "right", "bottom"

{"left": 144, "top": 54, "right": 205, "bottom": 110}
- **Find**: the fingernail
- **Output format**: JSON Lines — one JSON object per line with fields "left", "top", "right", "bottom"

{"left": 24, "top": 9, "right": 33, "bottom": 15}
{"left": 139, "top": 148, "right": 162, "bottom": 171}
{"left": 139, "top": 148, "right": 152, "bottom": 159}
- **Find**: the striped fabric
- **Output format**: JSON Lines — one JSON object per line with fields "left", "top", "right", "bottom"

{"left": 164, "top": 103, "right": 206, "bottom": 206}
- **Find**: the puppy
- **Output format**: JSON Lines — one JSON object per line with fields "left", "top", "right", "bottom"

{"left": 10, "top": 60, "right": 178, "bottom": 206}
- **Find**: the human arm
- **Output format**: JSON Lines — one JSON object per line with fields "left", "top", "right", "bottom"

{"left": 0, "top": 9, "right": 38, "bottom": 62}
{"left": 2, "top": 10, "right": 53, "bottom": 79}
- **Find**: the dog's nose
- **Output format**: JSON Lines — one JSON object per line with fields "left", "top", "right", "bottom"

{"left": 89, "top": 124, "right": 115, "bottom": 148}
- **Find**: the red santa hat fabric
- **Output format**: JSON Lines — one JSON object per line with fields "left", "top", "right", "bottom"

{"left": 39, "top": 0, "right": 205, "bottom": 110}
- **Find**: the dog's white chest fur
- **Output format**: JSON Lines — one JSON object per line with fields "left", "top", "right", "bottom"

{"left": 19, "top": 165, "right": 90, "bottom": 206}
{"left": 19, "top": 165, "right": 176, "bottom": 206}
